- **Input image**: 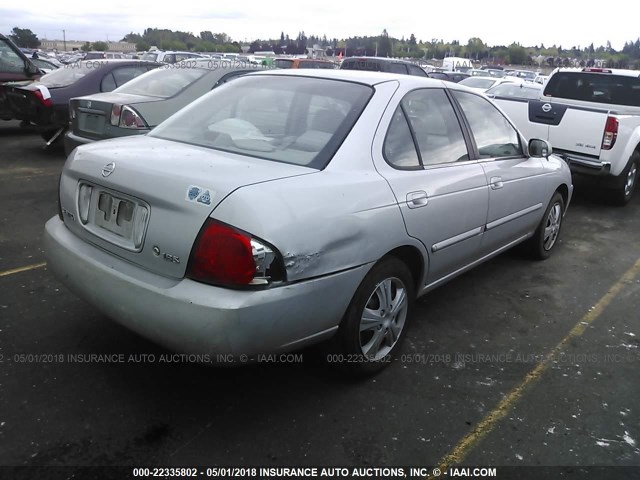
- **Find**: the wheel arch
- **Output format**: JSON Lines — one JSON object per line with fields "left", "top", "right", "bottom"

{"left": 383, "top": 245, "right": 426, "bottom": 294}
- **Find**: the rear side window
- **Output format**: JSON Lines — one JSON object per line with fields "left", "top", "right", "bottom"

{"left": 384, "top": 89, "right": 469, "bottom": 168}
{"left": 544, "top": 72, "right": 640, "bottom": 106}
{"left": 111, "top": 66, "right": 151, "bottom": 88}
{"left": 341, "top": 59, "right": 382, "bottom": 72}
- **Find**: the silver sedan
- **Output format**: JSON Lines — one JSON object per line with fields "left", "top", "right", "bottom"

{"left": 45, "top": 70, "right": 573, "bottom": 374}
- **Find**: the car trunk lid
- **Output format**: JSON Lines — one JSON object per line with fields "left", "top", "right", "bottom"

{"left": 70, "top": 93, "right": 162, "bottom": 140}
{"left": 59, "top": 136, "right": 315, "bottom": 279}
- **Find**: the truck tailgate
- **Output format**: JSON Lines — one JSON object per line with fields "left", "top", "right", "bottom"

{"left": 529, "top": 100, "right": 607, "bottom": 156}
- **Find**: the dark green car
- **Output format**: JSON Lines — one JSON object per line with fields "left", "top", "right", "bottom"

{"left": 65, "top": 59, "right": 269, "bottom": 155}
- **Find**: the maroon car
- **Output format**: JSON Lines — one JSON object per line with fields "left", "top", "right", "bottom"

{"left": 0, "top": 33, "right": 43, "bottom": 120}
{"left": 3, "top": 59, "right": 161, "bottom": 146}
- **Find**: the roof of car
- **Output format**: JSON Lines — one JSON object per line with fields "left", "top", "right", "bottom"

{"left": 553, "top": 67, "right": 640, "bottom": 78}
{"left": 249, "top": 68, "right": 448, "bottom": 87}
{"left": 342, "top": 56, "right": 419, "bottom": 65}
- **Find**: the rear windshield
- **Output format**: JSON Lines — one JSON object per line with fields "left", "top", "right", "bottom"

{"left": 36, "top": 62, "right": 104, "bottom": 87}
{"left": 486, "top": 83, "right": 541, "bottom": 99}
{"left": 544, "top": 72, "right": 640, "bottom": 106}
{"left": 150, "top": 75, "right": 373, "bottom": 169}
{"left": 115, "top": 66, "right": 208, "bottom": 98}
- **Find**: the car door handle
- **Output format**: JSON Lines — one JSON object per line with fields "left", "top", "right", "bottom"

{"left": 406, "top": 191, "right": 428, "bottom": 209}
{"left": 490, "top": 176, "right": 504, "bottom": 190}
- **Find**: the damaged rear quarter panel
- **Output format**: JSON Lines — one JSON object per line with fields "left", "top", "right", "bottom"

{"left": 211, "top": 168, "right": 420, "bottom": 282}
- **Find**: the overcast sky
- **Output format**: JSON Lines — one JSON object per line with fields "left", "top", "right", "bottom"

{"left": 1, "top": 1, "right": 637, "bottom": 50}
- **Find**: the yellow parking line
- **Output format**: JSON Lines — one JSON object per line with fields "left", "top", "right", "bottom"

{"left": 437, "top": 257, "right": 640, "bottom": 470}
{"left": 0, "top": 262, "right": 47, "bottom": 278}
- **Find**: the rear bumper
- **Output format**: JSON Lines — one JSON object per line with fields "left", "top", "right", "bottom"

{"left": 558, "top": 153, "right": 612, "bottom": 176}
{"left": 44, "top": 217, "right": 369, "bottom": 357}
{"left": 64, "top": 130, "right": 95, "bottom": 156}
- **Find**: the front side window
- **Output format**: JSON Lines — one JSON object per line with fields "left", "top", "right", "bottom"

{"left": 150, "top": 75, "right": 373, "bottom": 169}
{"left": 453, "top": 90, "right": 522, "bottom": 158}
{"left": 408, "top": 64, "right": 428, "bottom": 77}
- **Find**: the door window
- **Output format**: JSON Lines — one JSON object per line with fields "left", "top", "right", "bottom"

{"left": 453, "top": 91, "right": 522, "bottom": 158}
{"left": 383, "top": 88, "right": 470, "bottom": 168}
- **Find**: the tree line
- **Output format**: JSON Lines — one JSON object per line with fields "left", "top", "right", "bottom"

{"left": 7, "top": 26, "right": 640, "bottom": 68}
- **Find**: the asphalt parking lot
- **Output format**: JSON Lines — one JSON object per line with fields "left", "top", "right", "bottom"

{"left": 1, "top": 120, "right": 639, "bottom": 478}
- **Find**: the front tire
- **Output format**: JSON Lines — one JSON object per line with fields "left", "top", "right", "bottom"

{"left": 330, "top": 256, "right": 414, "bottom": 375}
{"left": 612, "top": 152, "right": 638, "bottom": 206}
{"left": 525, "top": 192, "right": 564, "bottom": 260}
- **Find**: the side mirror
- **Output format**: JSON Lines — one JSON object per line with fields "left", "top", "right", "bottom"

{"left": 528, "top": 138, "right": 552, "bottom": 159}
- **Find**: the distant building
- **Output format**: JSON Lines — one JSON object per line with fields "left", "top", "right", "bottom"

{"left": 40, "top": 39, "right": 136, "bottom": 52}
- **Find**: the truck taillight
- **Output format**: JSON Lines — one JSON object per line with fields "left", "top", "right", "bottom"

{"left": 186, "top": 219, "right": 285, "bottom": 287}
{"left": 602, "top": 116, "right": 618, "bottom": 150}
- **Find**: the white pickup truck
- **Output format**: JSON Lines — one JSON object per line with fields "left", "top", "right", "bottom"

{"left": 493, "top": 67, "right": 640, "bottom": 205}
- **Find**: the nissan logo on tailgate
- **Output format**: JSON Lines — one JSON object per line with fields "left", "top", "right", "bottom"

{"left": 101, "top": 162, "right": 116, "bottom": 177}
{"left": 542, "top": 103, "right": 552, "bottom": 113}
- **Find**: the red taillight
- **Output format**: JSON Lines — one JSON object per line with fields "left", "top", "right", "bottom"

{"left": 110, "top": 104, "right": 146, "bottom": 129}
{"left": 33, "top": 89, "right": 53, "bottom": 107}
{"left": 602, "top": 116, "right": 618, "bottom": 150}
{"left": 187, "top": 219, "right": 257, "bottom": 286}
{"left": 110, "top": 104, "right": 121, "bottom": 125}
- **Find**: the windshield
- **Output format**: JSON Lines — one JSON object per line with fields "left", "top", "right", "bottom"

{"left": 36, "top": 61, "right": 102, "bottom": 87}
{"left": 150, "top": 75, "right": 373, "bottom": 169}
{"left": 0, "top": 39, "right": 27, "bottom": 73}
{"left": 115, "top": 66, "right": 208, "bottom": 98}
{"left": 141, "top": 52, "right": 159, "bottom": 62}
{"left": 460, "top": 77, "right": 496, "bottom": 89}
{"left": 487, "top": 83, "right": 542, "bottom": 99}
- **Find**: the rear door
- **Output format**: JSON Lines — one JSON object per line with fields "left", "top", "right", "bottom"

{"left": 373, "top": 87, "right": 489, "bottom": 285}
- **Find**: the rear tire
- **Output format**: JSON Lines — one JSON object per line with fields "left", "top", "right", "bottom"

{"left": 525, "top": 192, "right": 564, "bottom": 260}
{"left": 612, "top": 152, "right": 638, "bottom": 206}
{"left": 328, "top": 256, "right": 414, "bottom": 376}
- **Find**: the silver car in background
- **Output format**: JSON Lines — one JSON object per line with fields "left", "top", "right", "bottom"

{"left": 45, "top": 70, "right": 573, "bottom": 375}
